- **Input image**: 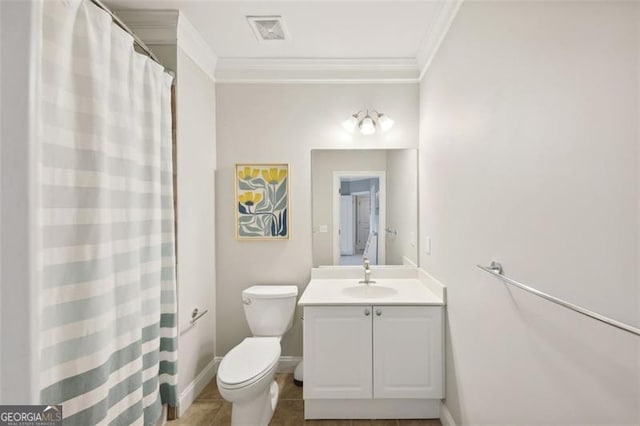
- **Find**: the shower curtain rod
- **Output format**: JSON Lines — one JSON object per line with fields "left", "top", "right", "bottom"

{"left": 88, "top": 0, "right": 174, "bottom": 77}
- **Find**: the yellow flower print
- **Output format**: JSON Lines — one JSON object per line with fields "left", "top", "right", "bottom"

{"left": 261, "top": 167, "right": 287, "bottom": 185}
{"left": 238, "top": 166, "right": 260, "bottom": 181}
{"left": 238, "top": 191, "right": 262, "bottom": 207}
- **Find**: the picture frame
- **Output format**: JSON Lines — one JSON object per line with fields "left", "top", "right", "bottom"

{"left": 235, "top": 163, "right": 290, "bottom": 240}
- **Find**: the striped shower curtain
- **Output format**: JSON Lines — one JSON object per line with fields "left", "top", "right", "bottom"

{"left": 38, "top": 1, "right": 178, "bottom": 424}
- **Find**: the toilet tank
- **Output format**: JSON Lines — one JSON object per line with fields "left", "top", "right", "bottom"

{"left": 242, "top": 285, "right": 298, "bottom": 337}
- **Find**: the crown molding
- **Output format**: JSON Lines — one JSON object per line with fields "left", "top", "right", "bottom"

{"left": 115, "top": 2, "right": 463, "bottom": 84}
{"left": 177, "top": 14, "right": 218, "bottom": 80}
{"left": 416, "top": 0, "right": 463, "bottom": 81}
{"left": 115, "top": 10, "right": 217, "bottom": 81}
{"left": 215, "top": 79, "right": 419, "bottom": 85}
{"left": 215, "top": 58, "right": 419, "bottom": 83}
{"left": 115, "top": 10, "right": 178, "bottom": 45}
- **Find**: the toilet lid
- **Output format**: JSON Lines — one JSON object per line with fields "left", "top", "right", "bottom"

{"left": 242, "top": 285, "right": 298, "bottom": 299}
{"left": 217, "top": 337, "right": 281, "bottom": 387}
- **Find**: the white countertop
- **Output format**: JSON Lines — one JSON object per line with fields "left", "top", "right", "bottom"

{"left": 298, "top": 278, "right": 444, "bottom": 306}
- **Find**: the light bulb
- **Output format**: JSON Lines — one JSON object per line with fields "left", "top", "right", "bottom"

{"left": 342, "top": 114, "right": 359, "bottom": 132}
{"left": 359, "top": 115, "right": 376, "bottom": 135}
{"left": 377, "top": 113, "right": 394, "bottom": 132}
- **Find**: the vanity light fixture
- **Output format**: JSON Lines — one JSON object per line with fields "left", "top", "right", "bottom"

{"left": 342, "top": 110, "right": 394, "bottom": 135}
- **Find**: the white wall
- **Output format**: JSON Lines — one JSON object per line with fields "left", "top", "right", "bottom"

{"left": 0, "top": 0, "right": 41, "bottom": 404}
{"left": 386, "top": 149, "right": 417, "bottom": 265}
{"left": 216, "top": 83, "right": 418, "bottom": 356}
{"left": 419, "top": 1, "right": 640, "bottom": 424}
{"left": 174, "top": 47, "right": 217, "bottom": 399}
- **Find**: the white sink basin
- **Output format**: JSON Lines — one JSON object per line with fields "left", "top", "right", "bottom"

{"left": 298, "top": 277, "right": 444, "bottom": 306}
{"left": 341, "top": 285, "right": 398, "bottom": 299}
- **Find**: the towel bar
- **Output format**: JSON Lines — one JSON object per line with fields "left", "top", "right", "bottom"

{"left": 478, "top": 261, "right": 640, "bottom": 337}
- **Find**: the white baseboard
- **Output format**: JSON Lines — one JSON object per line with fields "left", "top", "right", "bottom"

{"left": 277, "top": 356, "right": 302, "bottom": 373}
{"left": 178, "top": 357, "right": 220, "bottom": 417}
{"left": 440, "top": 402, "right": 456, "bottom": 426}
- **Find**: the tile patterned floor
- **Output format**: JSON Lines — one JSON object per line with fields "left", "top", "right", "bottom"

{"left": 171, "top": 374, "right": 442, "bottom": 426}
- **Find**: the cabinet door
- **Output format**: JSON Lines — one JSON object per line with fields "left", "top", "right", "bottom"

{"left": 373, "top": 306, "right": 443, "bottom": 399}
{"left": 304, "top": 306, "right": 373, "bottom": 399}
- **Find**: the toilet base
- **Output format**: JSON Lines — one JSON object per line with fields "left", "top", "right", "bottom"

{"left": 231, "top": 380, "right": 279, "bottom": 426}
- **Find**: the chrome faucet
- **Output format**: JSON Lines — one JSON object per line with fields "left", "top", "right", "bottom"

{"left": 359, "top": 256, "right": 376, "bottom": 285}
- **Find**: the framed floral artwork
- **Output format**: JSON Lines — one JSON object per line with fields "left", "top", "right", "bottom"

{"left": 235, "top": 163, "right": 289, "bottom": 240}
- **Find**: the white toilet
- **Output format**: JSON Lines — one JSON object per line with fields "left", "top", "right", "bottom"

{"left": 217, "top": 285, "right": 298, "bottom": 425}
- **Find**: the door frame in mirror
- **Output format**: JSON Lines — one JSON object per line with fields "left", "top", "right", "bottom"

{"left": 332, "top": 171, "right": 386, "bottom": 266}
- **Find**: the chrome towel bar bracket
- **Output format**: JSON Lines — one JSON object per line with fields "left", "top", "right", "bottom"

{"left": 191, "top": 308, "right": 209, "bottom": 325}
{"left": 477, "top": 261, "right": 640, "bottom": 337}
{"left": 486, "top": 260, "right": 503, "bottom": 274}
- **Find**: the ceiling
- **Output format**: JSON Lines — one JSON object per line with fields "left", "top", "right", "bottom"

{"left": 105, "top": 1, "right": 461, "bottom": 81}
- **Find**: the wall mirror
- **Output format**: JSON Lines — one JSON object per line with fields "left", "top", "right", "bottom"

{"left": 311, "top": 149, "right": 418, "bottom": 267}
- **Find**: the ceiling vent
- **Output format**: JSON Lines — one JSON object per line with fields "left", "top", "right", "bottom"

{"left": 247, "top": 16, "right": 289, "bottom": 42}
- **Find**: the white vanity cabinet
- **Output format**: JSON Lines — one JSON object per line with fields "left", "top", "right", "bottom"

{"left": 303, "top": 305, "right": 443, "bottom": 402}
{"left": 299, "top": 274, "right": 446, "bottom": 419}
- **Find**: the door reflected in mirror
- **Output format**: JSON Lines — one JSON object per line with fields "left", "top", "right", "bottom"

{"left": 312, "top": 149, "right": 417, "bottom": 267}
{"left": 336, "top": 172, "right": 385, "bottom": 265}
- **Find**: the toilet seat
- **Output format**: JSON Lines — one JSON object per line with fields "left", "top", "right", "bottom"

{"left": 217, "top": 337, "right": 281, "bottom": 390}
